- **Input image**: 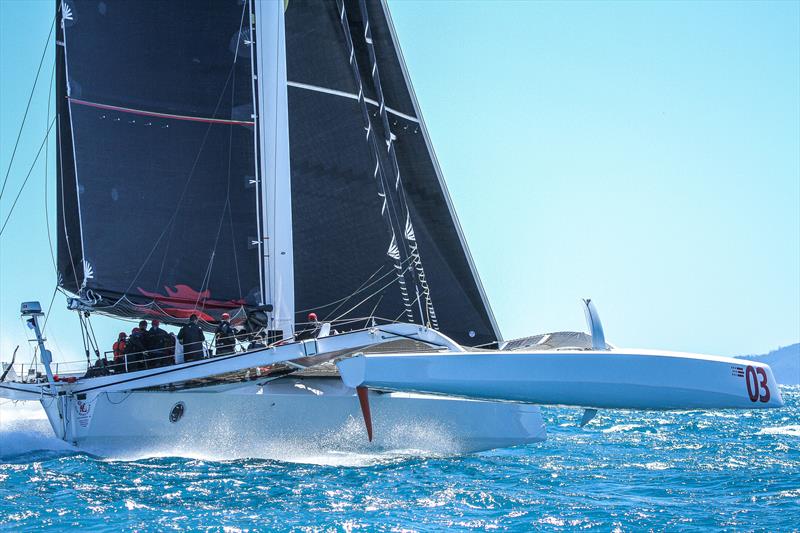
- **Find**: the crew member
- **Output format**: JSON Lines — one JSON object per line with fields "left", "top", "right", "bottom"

{"left": 214, "top": 312, "right": 236, "bottom": 356}
{"left": 124, "top": 327, "right": 148, "bottom": 371}
{"left": 111, "top": 332, "right": 127, "bottom": 373}
{"left": 138, "top": 319, "right": 149, "bottom": 345}
{"left": 296, "top": 312, "right": 322, "bottom": 341}
{"left": 178, "top": 314, "right": 206, "bottom": 362}
{"left": 147, "top": 319, "right": 173, "bottom": 367}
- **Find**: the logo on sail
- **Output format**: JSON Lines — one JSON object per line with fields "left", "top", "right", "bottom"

{"left": 61, "top": 1, "right": 73, "bottom": 22}
{"left": 137, "top": 285, "right": 246, "bottom": 321}
{"left": 81, "top": 259, "right": 94, "bottom": 288}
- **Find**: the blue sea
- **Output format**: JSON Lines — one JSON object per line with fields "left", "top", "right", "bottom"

{"left": 1, "top": 388, "right": 798, "bottom": 531}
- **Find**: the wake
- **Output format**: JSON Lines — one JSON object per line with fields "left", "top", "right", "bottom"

{"left": 0, "top": 400, "right": 73, "bottom": 458}
{"left": 0, "top": 400, "right": 455, "bottom": 466}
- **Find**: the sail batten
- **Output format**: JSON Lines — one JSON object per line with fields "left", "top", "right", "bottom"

{"left": 287, "top": 81, "right": 419, "bottom": 123}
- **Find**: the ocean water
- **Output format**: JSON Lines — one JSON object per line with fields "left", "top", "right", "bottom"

{"left": 1, "top": 388, "right": 798, "bottom": 532}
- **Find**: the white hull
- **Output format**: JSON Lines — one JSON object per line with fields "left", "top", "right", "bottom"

{"left": 40, "top": 377, "right": 546, "bottom": 454}
{"left": 338, "top": 349, "right": 785, "bottom": 410}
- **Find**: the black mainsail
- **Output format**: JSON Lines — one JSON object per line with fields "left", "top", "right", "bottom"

{"left": 56, "top": 0, "right": 262, "bottom": 322}
{"left": 56, "top": 0, "right": 500, "bottom": 347}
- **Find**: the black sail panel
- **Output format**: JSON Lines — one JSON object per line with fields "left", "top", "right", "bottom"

{"left": 285, "top": 1, "right": 406, "bottom": 326}
{"left": 62, "top": 0, "right": 253, "bottom": 118}
{"left": 285, "top": 0, "right": 500, "bottom": 346}
{"left": 288, "top": 90, "right": 406, "bottom": 323}
{"left": 56, "top": 0, "right": 261, "bottom": 322}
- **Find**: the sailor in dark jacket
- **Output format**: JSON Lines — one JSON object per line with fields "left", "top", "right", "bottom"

{"left": 177, "top": 314, "right": 205, "bottom": 362}
{"left": 214, "top": 312, "right": 236, "bottom": 356}
{"left": 124, "top": 327, "right": 148, "bottom": 371}
{"left": 136, "top": 319, "right": 149, "bottom": 349}
{"left": 147, "top": 319, "right": 173, "bottom": 367}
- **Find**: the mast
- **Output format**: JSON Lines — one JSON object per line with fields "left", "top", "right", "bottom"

{"left": 253, "top": 0, "right": 294, "bottom": 339}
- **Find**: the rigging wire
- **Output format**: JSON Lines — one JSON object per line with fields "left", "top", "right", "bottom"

{"left": 357, "top": 0, "right": 436, "bottom": 327}
{"left": 364, "top": 294, "right": 384, "bottom": 328}
{"left": 335, "top": 0, "right": 417, "bottom": 323}
{"left": 56, "top": 114, "right": 82, "bottom": 290}
{"left": 0, "top": 117, "right": 57, "bottom": 237}
{"left": 76, "top": 312, "right": 92, "bottom": 365}
{"left": 226, "top": 195, "right": 244, "bottom": 299}
{"left": 40, "top": 285, "right": 59, "bottom": 333}
{"left": 227, "top": 2, "right": 248, "bottom": 300}
{"left": 142, "top": 62, "right": 238, "bottom": 299}
{"left": 0, "top": 17, "right": 55, "bottom": 202}
{"left": 195, "top": 27, "right": 245, "bottom": 309}
{"left": 307, "top": 263, "right": 388, "bottom": 315}
{"left": 331, "top": 262, "right": 414, "bottom": 323}
{"left": 319, "top": 256, "right": 413, "bottom": 321}
{"left": 42, "top": 290, "right": 69, "bottom": 362}
{"left": 84, "top": 314, "right": 101, "bottom": 360}
{"left": 44, "top": 60, "right": 57, "bottom": 276}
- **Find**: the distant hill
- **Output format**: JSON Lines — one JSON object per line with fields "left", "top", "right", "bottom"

{"left": 738, "top": 344, "right": 800, "bottom": 386}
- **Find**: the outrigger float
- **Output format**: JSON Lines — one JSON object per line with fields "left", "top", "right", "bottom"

{"left": 338, "top": 301, "right": 783, "bottom": 428}
{"left": 0, "top": 0, "right": 782, "bottom": 454}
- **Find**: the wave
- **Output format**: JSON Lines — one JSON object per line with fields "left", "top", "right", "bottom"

{"left": 757, "top": 425, "right": 800, "bottom": 437}
{"left": 0, "top": 400, "right": 73, "bottom": 458}
{"left": 601, "top": 424, "right": 642, "bottom": 433}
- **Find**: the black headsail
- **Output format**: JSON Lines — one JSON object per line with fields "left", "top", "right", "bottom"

{"left": 285, "top": 0, "right": 501, "bottom": 347}
{"left": 56, "top": 0, "right": 263, "bottom": 323}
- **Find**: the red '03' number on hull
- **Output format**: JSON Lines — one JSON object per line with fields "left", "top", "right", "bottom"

{"left": 745, "top": 365, "right": 770, "bottom": 403}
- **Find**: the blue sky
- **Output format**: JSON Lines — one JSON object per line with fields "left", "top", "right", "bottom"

{"left": 0, "top": 0, "right": 798, "bottom": 365}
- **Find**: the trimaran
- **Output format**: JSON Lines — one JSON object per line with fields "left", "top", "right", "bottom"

{"left": 0, "top": 0, "right": 782, "bottom": 454}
